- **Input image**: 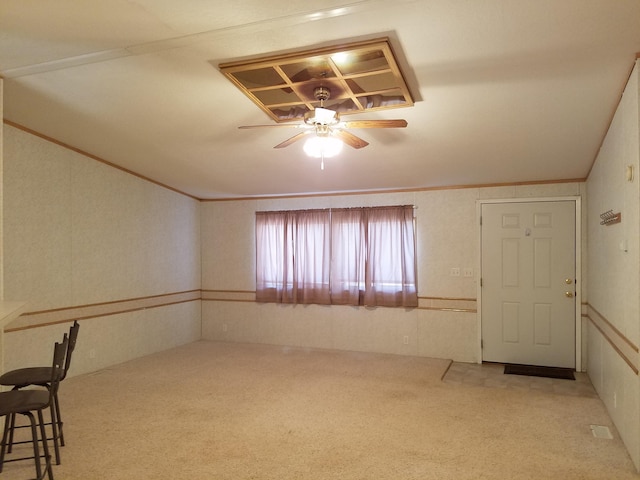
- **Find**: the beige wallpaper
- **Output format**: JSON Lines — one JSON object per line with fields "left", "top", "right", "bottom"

{"left": 0, "top": 78, "right": 3, "bottom": 302}
{"left": 201, "top": 182, "right": 585, "bottom": 363}
{"left": 2, "top": 124, "right": 202, "bottom": 375}
{"left": 586, "top": 59, "right": 640, "bottom": 471}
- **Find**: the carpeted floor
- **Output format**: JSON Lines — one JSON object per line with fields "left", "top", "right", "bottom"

{"left": 5, "top": 341, "right": 638, "bottom": 479}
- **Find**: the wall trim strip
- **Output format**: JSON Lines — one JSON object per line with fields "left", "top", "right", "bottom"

{"left": 201, "top": 290, "right": 477, "bottom": 312}
{"left": 418, "top": 296, "right": 476, "bottom": 302}
{"left": 201, "top": 178, "right": 586, "bottom": 202}
{"left": 7, "top": 290, "right": 201, "bottom": 332}
{"left": 200, "top": 297, "right": 477, "bottom": 313}
{"left": 416, "top": 307, "right": 477, "bottom": 313}
{"left": 7, "top": 290, "right": 478, "bottom": 332}
{"left": 586, "top": 304, "right": 639, "bottom": 375}
{"left": 589, "top": 305, "right": 639, "bottom": 353}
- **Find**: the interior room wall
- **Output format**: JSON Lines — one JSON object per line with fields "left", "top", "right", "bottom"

{"left": 1, "top": 102, "right": 602, "bottom": 447}
{"left": 586, "top": 59, "right": 640, "bottom": 471}
{"left": 1, "top": 124, "right": 202, "bottom": 376}
{"left": 201, "top": 182, "right": 586, "bottom": 363}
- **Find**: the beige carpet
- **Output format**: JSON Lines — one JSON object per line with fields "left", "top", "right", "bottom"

{"left": 5, "top": 341, "right": 638, "bottom": 479}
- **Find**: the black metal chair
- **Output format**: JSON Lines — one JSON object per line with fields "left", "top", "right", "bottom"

{"left": 0, "top": 335, "right": 67, "bottom": 480}
{"left": 0, "top": 321, "right": 80, "bottom": 465}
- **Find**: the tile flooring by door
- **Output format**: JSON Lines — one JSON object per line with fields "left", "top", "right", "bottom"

{"left": 442, "top": 362, "right": 598, "bottom": 398}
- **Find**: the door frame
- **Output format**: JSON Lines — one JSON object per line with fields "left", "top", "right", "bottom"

{"left": 476, "top": 196, "right": 583, "bottom": 371}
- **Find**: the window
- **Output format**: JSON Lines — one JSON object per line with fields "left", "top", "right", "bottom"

{"left": 256, "top": 206, "right": 417, "bottom": 307}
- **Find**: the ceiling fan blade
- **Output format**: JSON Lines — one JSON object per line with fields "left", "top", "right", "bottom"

{"left": 341, "top": 119, "right": 407, "bottom": 129}
{"left": 274, "top": 131, "right": 312, "bottom": 149}
{"left": 335, "top": 130, "right": 369, "bottom": 149}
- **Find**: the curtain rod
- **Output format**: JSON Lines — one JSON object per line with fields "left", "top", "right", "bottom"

{"left": 256, "top": 205, "right": 416, "bottom": 215}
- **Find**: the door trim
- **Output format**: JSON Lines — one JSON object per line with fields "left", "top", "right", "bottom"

{"left": 476, "top": 197, "right": 582, "bottom": 371}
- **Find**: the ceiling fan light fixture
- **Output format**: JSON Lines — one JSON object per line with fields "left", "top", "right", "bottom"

{"left": 303, "top": 135, "right": 343, "bottom": 158}
{"left": 304, "top": 107, "right": 339, "bottom": 125}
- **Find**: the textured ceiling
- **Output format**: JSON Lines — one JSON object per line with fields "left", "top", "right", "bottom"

{"left": 2, "top": 0, "right": 640, "bottom": 199}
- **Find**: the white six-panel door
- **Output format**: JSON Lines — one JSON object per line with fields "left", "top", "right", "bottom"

{"left": 481, "top": 201, "right": 576, "bottom": 368}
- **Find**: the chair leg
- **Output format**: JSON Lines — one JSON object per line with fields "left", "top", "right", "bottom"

{"left": 7, "top": 386, "right": 20, "bottom": 454}
{"left": 37, "top": 410, "right": 54, "bottom": 480}
{"left": 7, "top": 412, "right": 16, "bottom": 453}
{"left": 49, "top": 399, "right": 61, "bottom": 464}
{"left": 53, "top": 391, "right": 64, "bottom": 447}
{"left": 25, "top": 412, "right": 43, "bottom": 480}
{"left": 0, "top": 413, "right": 10, "bottom": 472}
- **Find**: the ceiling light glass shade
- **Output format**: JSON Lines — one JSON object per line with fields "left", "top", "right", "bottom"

{"left": 315, "top": 107, "right": 338, "bottom": 124}
{"left": 303, "top": 136, "right": 343, "bottom": 158}
{"left": 304, "top": 107, "right": 339, "bottom": 125}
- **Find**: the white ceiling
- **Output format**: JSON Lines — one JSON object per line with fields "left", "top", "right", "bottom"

{"left": 2, "top": 0, "right": 640, "bottom": 199}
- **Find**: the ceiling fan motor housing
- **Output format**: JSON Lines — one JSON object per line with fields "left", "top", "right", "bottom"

{"left": 313, "top": 86, "right": 331, "bottom": 102}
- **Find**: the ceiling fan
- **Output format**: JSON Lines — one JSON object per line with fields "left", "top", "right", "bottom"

{"left": 238, "top": 86, "right": 408, "bottom": 151}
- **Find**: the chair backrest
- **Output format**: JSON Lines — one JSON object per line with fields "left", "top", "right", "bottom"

{"left": 61, "top": 321, "right": 80, "bottom": 381}
{"left": 49, "top": 334, "right": 69, "bottom": 406}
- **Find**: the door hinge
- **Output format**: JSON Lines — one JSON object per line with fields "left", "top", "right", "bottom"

{"left": 480, "top": 277, "right": 483, "bottom": 287}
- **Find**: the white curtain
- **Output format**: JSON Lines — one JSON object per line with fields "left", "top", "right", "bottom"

{"left": 255, "top": 210, "right": 331, "bottom": 304}
{"left": 256, "top": 206, "right": 417, "bottom": 307}
{"left": 331, "top": 206, "right": 417, "bottom": 307}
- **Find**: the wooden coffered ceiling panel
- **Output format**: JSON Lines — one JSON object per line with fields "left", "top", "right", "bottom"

{"left": 219, "top": 37, "right": 414, "bottom": 123}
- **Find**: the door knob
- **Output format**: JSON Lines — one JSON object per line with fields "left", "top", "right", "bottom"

{"left": 565, "top": 291, "right": 574, "bottom": 298}
{"left": 565, "top": 278, "right": 573, "bottom": 284}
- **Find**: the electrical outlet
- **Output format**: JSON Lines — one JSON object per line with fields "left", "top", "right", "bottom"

{"left": 222, "top": 323, "right": 228, "bottom": 332}
{"left": 450, "top": 268, "right": 460, "bottom": 277}
{"left": 403, "top": 335, "right": 409, "bottom": 345}
{"left": 463, "top": 268, "right": 473, "bottom": 277}
{"left": 89, "top": 349, "right": 96, "bottom": 359}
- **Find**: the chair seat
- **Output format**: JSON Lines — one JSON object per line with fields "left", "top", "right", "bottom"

{"left": 0, "top": 367, "right": 63, "bottom": 388}
{"left": 0, "top": 390, "right": 50, "bottom": 417}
